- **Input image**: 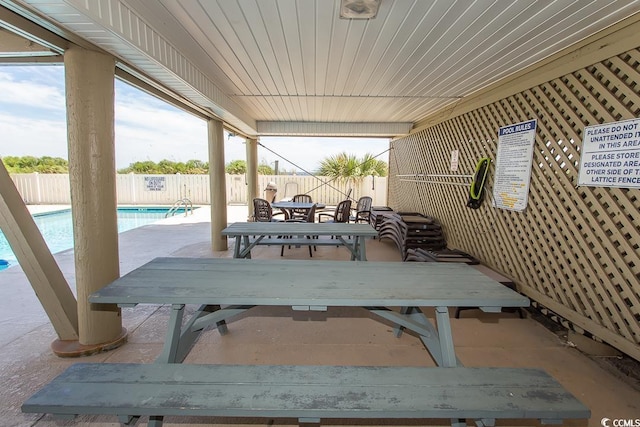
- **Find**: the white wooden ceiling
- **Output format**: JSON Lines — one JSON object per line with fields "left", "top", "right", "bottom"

{"left": 2, "top": 0, "right": 640, "bottom": 137}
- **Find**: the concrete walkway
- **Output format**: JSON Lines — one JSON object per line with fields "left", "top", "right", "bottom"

{"left": 1, "top": 205, "right": 639, "bottom": 426}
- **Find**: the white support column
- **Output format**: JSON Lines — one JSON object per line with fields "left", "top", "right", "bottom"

{"left": 208, "top": 119, "right": 228, "bottom": 251}
{"left": 62, "top": 46, "right": 126, "bottom": 354}
{"left": 246, "top": 138, "right": 258, "bottom": 220}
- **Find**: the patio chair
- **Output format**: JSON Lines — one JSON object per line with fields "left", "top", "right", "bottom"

{"left": 290, "top": 194, "right": 313, "bottom": 219}
{"left": 318, "top": 199, "right": 352, "bottom": 224}
{"left": 283, "top": 181, "right": 299, "bottom": 200}
{"left": 281, "top": 203, "right": 317, "bottom": 257}
{"left": 253, "top": 198, "right": 288, "bottom": 222}
{"left": 349, "top": 196, "right": 372, "bottom": 223}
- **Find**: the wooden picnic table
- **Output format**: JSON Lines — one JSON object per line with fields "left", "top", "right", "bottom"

{"left": 89, "top": 257, "right": 530, "bottom": 365}
{"left": 222, "top": 221, "right": 378, "bottom": 260}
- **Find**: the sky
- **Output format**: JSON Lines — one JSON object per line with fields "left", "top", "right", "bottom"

{"left": 0, "top": 65, "right": 390, "bottom": 174}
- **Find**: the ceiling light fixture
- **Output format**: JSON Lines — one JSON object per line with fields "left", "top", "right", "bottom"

{"left": 340, "top": 0, "right": 381, "bottom": 19}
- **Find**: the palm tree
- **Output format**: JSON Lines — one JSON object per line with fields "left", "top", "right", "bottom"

{"left": 318, "top": 152, "right": 387, "bottom": 199}
{"left": 318, "top": 152, "right": 387, "bottom": 178}
{"left": 359, "top": 153, "right": 388, "bottom": 177}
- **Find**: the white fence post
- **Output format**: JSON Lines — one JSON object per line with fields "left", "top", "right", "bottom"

{"left": 130, "top": 172, "right": 136, "bottom": 204}
{"left": 35, "top": 172, "right": 41, "bottom": 204}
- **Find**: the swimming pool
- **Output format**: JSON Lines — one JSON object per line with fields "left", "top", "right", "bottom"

{"left": 0, "top": 207, "right": 193, "bottom": 270}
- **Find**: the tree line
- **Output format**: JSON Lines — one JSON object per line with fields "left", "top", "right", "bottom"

{"left": 1, "top": 156, "right": 70, "bottom": 174}
{"left": 2, "top": 153, "right": 387, "bottom": 177}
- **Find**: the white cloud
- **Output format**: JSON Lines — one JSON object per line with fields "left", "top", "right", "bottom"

{"left": 0, "top": 112, "right": 68, "bottom": 158}
{"left": 0, "top": 68, "right": 65, "bottom": 111}
{"left": 114, "top": 88, "right": 209, "bottom": 167}
{"left": 1, "top": 66, "right": 391, "bottom": 172}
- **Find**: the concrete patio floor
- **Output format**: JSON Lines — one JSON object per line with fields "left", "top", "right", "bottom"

{"left": 1, "top": 205, "right": 638, "bottom": 427}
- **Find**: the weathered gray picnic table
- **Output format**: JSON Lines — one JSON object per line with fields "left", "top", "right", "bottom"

{"left": 222, "top": 221, "right": 378, "bottom": 260}
{"left": 22, "top": 258, "right": 590, "bottom": 426}
{"left": 86, "top": 257, "right": 530, "bottom": 365}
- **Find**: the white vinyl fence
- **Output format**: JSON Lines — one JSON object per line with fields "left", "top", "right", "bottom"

{"left": 10, "top": 173, "right": 387, "bottom": 207}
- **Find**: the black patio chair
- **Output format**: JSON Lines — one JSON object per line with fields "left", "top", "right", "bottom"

{"left": 290, "top": 194, "right": 313, "bottom": 220}
{"left": 349, "top": 196, "right": 372, "bottom": 223}
{"left": 318, "top": 199, "right": 352, "bottom": 224}
{"left": 253, "top": 198, "right": 287, "bottom": 222}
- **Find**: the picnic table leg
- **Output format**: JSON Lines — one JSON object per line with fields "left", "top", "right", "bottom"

{"left": 349, "top": 236, "right": 358, "bottom": 260}
{"left": 435, "top": 306, "right": 457, "bottom": 367}
{"left": 357, "top": 236, "right": 367, "bottom": 261}
{"left": 435, "top": 306, "right": 466, "bottom": 427}
{"left": 148, "top": 415, "right": 164, "bottom": 426}
{"left": 157, "top": 304, "right": 185, "bottom": 363}
{"left": 335, "top": 236, "right": 358, "bottom": 261}
{"left": 242, "top": 235, "right": 252, "bottom": 259}
{"left": 436, "top": 308, "right": 490, "bottom": 427}
{"left": 237, "top": 235, "right": 264, "bottom": 258}
{"left": 233, "top": 236, "right": 242, "bottom": 258}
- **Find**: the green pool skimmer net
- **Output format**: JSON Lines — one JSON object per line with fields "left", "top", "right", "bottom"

{"left": 467, "top": 157, "right": 491, "bottom": 209}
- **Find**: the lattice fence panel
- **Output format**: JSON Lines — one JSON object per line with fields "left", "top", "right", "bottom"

{"left": 389, "top": 47, "right": 640, "bottom": 360}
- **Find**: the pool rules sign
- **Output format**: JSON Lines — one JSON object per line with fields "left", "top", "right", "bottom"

{"left": 577, "top": 118, "right": 640, "bottom": 188}
{"left": 493, "top": 120, "right": 537, "bottom": 212}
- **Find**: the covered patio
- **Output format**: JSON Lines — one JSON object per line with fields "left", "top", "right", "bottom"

{"left": 1, "top": 1, "right": 639, "bottom": 426}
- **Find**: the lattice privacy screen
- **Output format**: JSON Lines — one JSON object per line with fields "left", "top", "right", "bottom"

{"left": 388, "top": 48, "right": 640, "bottom": 361}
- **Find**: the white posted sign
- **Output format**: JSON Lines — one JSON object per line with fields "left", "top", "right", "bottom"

{"left": 492, "top": 120, "right": 537, "bottom": 211}
{"left": 577, "top": 118, "right": 640, "bottom": 188}
{"left": 144, "top": 176, "right": 166, "bottom": 191}
{"left": 450, "top": 150, "right": 459, "bottom": 171}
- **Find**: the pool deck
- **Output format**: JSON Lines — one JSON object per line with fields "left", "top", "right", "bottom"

{"left": 1, "top": 204, "right": 249, "bottom": 347}
{"left": 1, "top": 204, "right": 639, "bottom": 427}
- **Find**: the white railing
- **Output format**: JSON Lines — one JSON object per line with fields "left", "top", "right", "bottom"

{"left": 10, "top": 173, "right": 387, "bottom": 207}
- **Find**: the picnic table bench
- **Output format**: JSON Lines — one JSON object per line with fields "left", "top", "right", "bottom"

{"left": 23, "top": 363, "right": 590, "bottom": 426}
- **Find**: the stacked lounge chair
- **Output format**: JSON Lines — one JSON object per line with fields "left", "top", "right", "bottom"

{"left": 378, "top": 212, "right": 446, "bottom": 260}
{"left": 368, "top": 206, "right": 395, "bottom": 232}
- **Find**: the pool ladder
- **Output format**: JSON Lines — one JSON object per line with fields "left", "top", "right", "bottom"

{"left": 166, "top": 198, "right": 194, "bottom": 217}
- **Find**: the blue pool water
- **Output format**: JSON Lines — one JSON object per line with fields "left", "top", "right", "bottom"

{"left": 0, "top": 207, "right": 191, "bottom": 270}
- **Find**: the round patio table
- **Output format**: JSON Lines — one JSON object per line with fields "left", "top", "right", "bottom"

{"left": 271, "top": 201, "right": 326, "bottom": 219}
